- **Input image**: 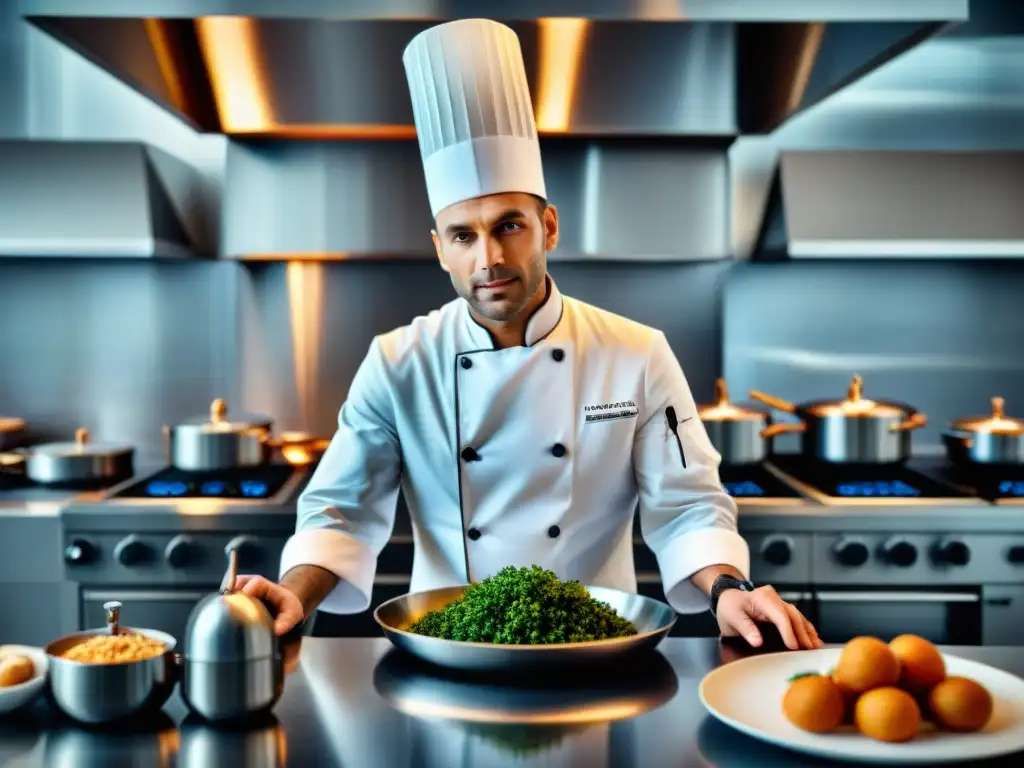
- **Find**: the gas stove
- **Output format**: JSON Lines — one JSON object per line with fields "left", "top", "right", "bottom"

{"left": 719, "top": 462, "right": 807, "bottom": 505}
{"left": 58, "top": 462, "right": 310, "bottom": 641}
{"left": 765, "top": 455, "right": 985, "bottom": 507}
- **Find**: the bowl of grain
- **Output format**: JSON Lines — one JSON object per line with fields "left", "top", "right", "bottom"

{"left": 45, "top": 601, "right": 178, "bottom": 724}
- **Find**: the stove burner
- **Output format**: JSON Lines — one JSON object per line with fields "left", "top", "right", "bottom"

{"left": 940, "top": 464, "right": 1024, "bottom": 503}
{"left": 113, "top": 465, "right": 293, "bottom": 500}
{"left": 768, "top": 455, "right": 972, "bottom": 502}
{"left": 719, "top": 464, "right": 802, "bottom": 499}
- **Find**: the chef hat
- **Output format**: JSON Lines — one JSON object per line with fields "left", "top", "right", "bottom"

{"left": 402, "top": 19, "right": 547, "bottom": 217}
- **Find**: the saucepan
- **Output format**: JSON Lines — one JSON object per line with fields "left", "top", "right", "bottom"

{"left": 164, "top": 399, "right": 329, "bottom": 471}
{"left": 0, "top": 416, "right": 25, "bottom": 452}
{"left": 943, "top": 396, "right": 1024, "bottom": 466}
{"left": 0, "top": 428, "right": 134, "bottom": 486}
{"left": 698, "top": 378, "right": 773, "bottom": 465}
{"left": 749, "top": 375, "right": 927, "bottom": 464}
{"left": 45, "top": 601, "right": 178, "bottom": 725}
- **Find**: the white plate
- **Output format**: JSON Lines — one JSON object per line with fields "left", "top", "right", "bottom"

{"left": 699, "top": 648, "right": 1024, "bottom": 765}
{"left": 0, "top": 645, "right": 49, "bottom": 715}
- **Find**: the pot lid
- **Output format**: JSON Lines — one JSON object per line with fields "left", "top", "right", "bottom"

{"left": 698, "top": 379, "right": 766, "bottom": 422}
{"left": 950, "top": 397, "right": 1024, "bottom": 436}
{"left": 31, "top": 428, "right": 134, "bottom": 458}
{"left": 177, "top": 399, "right": 272, "bottom": 434}
{"left": 804, "top": 375, "right": 906, "bottom": 418}
{"left": 0, "top": 416, "right": 25, "bottom": 432}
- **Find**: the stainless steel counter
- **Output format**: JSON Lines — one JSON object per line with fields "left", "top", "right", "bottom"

{"left": 2, "top": 637, "right": 1022, "bottom": 767}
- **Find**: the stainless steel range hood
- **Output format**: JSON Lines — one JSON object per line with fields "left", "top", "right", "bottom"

{"left": 19, "top": 0, "right": 967, "bottom": 137}
{"left": 755, "top": 150, "right": 1024, "bottom": 259}
{"left": 0, "top": 141, "right": 203, "bottom": 258}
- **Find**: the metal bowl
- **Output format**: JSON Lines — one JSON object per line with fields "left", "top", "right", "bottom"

{"left": 373, "top": 585, "right": 676, "bottom": 672}
{"left": 45, "top": 627, "right": 178, "bottom": 725}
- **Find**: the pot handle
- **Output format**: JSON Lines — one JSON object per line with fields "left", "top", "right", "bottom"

{"left": 891, "top": 413, "right": 928, "bottom": 432}
{"left": 749, "top": 390, "right": 798, "bottom": 414}
{"left": 760, "top": 422, "right": 806, "bottom": 439}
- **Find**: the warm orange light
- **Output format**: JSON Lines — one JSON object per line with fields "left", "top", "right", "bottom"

{"left": 536, "top": 18, "right": 589, "bottom": 133}
{"left": 143, "top": 18, "right": 187, "bottom": 112}
{"left": 787, "top": 23, "right": 825, "bottom": 114}
{"left": 229, "top": 124, "right": 418, "bottom": 140}
{"left": 286, "top": 261, "right": 325, "bottom": 429}
{"left": 195, "top": 16, "right": 273, "bottom": 131}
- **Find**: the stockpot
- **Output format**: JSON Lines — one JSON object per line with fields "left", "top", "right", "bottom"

{"left": 698, "top": 379, "right": 772, "bottom": 465}
{"left": 944, "top": 396, "right": 1024, "bottom": 465}
{"left": 165, "top": 399, "right": 273, "bottom": 471}
{"left": 0, "top": 428, "right": 134, "bottom": 485}
{"left": 750, "top": 375, "right": 927, "bottom": 464}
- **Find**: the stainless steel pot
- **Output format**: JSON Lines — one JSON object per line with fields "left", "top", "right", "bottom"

{"left": 750, "top": 375, "right": 927, "bottom": 464}
{"left": 45, "top": 602, "right": 178, "bottom": 725}
{"left": 2, "top": 428, "right": 134, "bottom": 485}
{"left": 0, "top": 416, "right": 25, "bottom": 451}
{"left": 943, "top": 396, "right": 1024, "bottom": 465}
{"left": 165, "top": 399, "right": 273, "bottom": 471}
{"left": 698, "top": 378, "right": 772, "bottom": 464}
{"left": 180, "top": 548, "right": 283, "bottom": 722}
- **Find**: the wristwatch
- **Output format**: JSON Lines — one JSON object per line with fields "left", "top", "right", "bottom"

{"left": 709, "top": 574, "right": 756, "bottom": 615}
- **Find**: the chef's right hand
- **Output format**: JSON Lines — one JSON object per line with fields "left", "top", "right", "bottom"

{"left": 233, "top": 575, "right": 305, "bottom": 636}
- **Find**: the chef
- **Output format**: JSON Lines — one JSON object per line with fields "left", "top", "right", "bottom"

{"left": 238, "top": 18, "right": 821, "bottom": 652}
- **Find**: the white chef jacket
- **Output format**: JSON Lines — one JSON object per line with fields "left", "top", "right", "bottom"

{"left": 279, "top": 277, "right": 749, "bottom": 615}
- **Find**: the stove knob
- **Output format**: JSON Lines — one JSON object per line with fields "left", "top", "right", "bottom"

{"left": 63, "top": 538, "right": 95, "bottom": 565}
{"left": 931, "top": 539, "right": 970, "bottom": 567}
{"left": 1008, "top": 546, "right": 1024, "bottom": 565}
{"left": 832, "top": 538, "right": 869, "bottom": 567}
{"left": 881, "top": 538, "right": 918, "bottom": 568}
{"left": 226, "top": 535, "right": 262, "bottom": 569}
{"left": 761, "top": 536, "right": 793, "bottom": 567}
{"left": 165, "top": 535, "right": 200, "bottom": 568}
{"left": 115, "top": 535, "right": 152, "bottom": 566}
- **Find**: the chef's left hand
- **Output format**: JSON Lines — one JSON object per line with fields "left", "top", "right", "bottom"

{"left": 715, "top": 585, "right": 823, "bottom": 651}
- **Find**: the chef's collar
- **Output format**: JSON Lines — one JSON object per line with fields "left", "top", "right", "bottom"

{"left": 463, "top": 276, "right": 564, "bottom": 350}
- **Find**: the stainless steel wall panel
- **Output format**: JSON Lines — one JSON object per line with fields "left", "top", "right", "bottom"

{"left": 235, "top": 260, "right": 729, "bottom": 439}
{"left": 222, "top": 139, "right": 732, "bottom": 262}
{"left": 0, "top": 259, "right": 240, "bottom": 464}
{"left": 722, "top": 260, "right": 1024, "bottom": 452}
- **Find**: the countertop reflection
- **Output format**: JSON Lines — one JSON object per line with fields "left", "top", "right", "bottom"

{"left": 2, "top": 636, "right": 1024, "bottom": 767}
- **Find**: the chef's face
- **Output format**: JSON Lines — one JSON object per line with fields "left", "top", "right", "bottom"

{"left": 432, "top": 192, "right": 558, "bottom": 322}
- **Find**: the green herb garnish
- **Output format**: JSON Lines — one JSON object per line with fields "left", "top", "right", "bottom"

{"left": 407, "top": 565, "right": 638, "bottom": 644}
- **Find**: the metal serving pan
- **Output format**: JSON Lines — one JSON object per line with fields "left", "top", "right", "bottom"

{"left": 373, "top": 585, "right": 677, "bottom": 672}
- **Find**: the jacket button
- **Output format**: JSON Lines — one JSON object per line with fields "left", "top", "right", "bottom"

{"left": 460, "top": 357, "right": 472, "bottom": 369}
{"left": 548, "top": 525, "right": 561, "bottom": 538}
{"left": 467, "top": 527, "right": 481, "bottom": 540}
{"left": 551, "top": 349, "right": 564, "bottom": 362}
{"left": 461, "top": 447, "right": 480, "bottom": 462}
{"left": 551, "top": 443, "right": 566, "bottom": 458}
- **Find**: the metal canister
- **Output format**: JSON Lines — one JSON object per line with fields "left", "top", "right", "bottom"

{"left": 180, "top": 548, "right": 283, "bottom": 722}
{"left": 166, "top": 399, "right": 272, "bottom": 471}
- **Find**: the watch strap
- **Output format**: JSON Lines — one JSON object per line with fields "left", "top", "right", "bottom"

{"left": 709, "top": 574, "right": 756, "bottom": 615}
